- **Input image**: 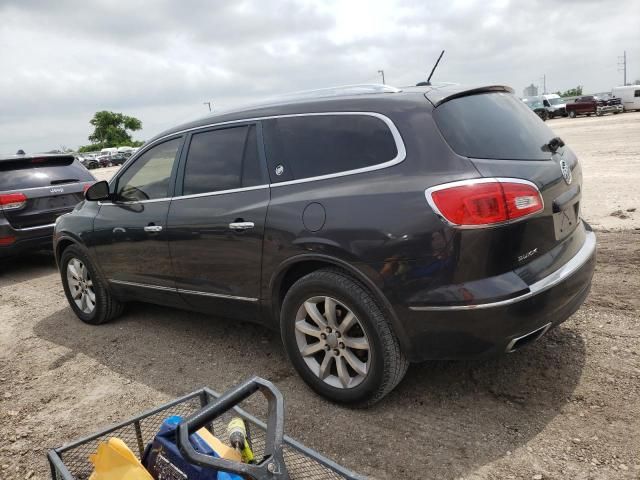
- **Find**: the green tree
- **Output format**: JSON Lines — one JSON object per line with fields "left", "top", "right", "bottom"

{"left": 78, "top": 111, "right": 143, "bottom": 151}
{"left": 554, "top": 86, "right": 583, "bottom": 97}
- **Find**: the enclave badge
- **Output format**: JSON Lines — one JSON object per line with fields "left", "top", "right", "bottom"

{"left": 559, "top": 159, "right": 572, "bottom": 185}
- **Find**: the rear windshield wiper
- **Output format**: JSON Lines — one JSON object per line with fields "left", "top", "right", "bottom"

{"left": 50, "top": 178, "right": 79, "bottom": 185}
{"left": 541, "top": 137, "right": 565, "bottom": 153}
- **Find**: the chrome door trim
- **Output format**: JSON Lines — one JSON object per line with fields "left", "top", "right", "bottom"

{"left": 109, "top": 280, "right": 176, "bottom": 292}
{"left": 409, "top": 229, "right": 595, "bottom": 311}
{"left": 15, "top": 222, "right": 56, "bottom": 231}
{"left": 108, "top": 279, "right": 258, "bottom": 302}
{"left": 178, "top": 288, "right": 258, "bottom": 302}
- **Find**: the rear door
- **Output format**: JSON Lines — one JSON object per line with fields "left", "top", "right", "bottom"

{"left": 432, "top": 91, "right": 584, "bottom": 278}
{"left": 0, "top": 156, "right": 94, "bottom": 229}
{"left": 167, "top": 123, "right": 269, "bottom": 319}
{"left": 92, "top": 137, "right": 184, "bottom": 304}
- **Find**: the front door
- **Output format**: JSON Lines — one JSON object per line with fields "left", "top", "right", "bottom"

{"left": 167, "top": 123, "right": 269, "bottom": 320}
{"left": 92, "top": 136, "right": 184, "bottom": 305}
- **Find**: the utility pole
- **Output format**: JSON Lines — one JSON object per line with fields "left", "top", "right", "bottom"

{"left": 203, "top": 101, "right": 212, "bottom": 112}
{"left": 377, "top": 69, "right": 385, "bottom": 84}
{"left": 618, "top": 51, "right": 627, "bottom": 85}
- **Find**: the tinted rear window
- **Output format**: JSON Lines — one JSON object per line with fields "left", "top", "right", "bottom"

{"left": 263, "top": 114, "right": 398, "bottom": 182}
{"left": 433, "top": 92, "right": 556, "bottom": 161}
{"left": 0, "top": 157, "right": 94, "bottom": 191}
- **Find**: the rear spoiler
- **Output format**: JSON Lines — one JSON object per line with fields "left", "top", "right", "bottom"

{"left": 0, "top": 154, "right": 75, "bottom": 165}
{"left": 425, "top": 85, "right": 515, "bottom": 108}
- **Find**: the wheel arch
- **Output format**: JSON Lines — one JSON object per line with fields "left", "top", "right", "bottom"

{"left": 54, "top": 234, "right": 83, "bottom": 266}
{"left": 268, "top": 254, "right": 411, "bottom": 352}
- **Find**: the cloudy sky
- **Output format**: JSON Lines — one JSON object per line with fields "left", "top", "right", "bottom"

{"left": 1, "top": 0, "right": 638, "bottom": 153}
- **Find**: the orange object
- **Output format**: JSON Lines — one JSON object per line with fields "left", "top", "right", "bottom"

{"left": 196, "top": 427, "right": 242, "bottom": 462}
{"left": 89, "top": 437, "right": 153, "bottom": 480}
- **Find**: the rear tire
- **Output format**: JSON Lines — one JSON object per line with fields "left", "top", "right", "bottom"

{"left": 280, "top": 269, "right": 408, "bottom": 407}
{"left": 569, "top": 111, "right": 576, "bottom": 118}
{"left": 60, "top": 245, "right": 123, "bottom": 325}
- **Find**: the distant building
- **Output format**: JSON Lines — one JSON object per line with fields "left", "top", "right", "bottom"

{"left": 523, "top": 84, "right": 538, "bottom": 97}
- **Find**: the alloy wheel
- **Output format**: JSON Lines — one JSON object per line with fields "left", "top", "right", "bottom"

{"left": 66, "top": 258, "right": 96, "bottom": 314}
{"left": 294, "top": 296, "right": 371, "bottom": 389}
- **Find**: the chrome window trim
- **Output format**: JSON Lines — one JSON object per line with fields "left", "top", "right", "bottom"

{"left": 409, "top": 229, "right": 595, "bottom": 311}
{"left": 106, "top": 111, "right": 406, "bottom": 200}
{"left": 99, "top": 197, "right": 171, "bottom": 206}
{"left": 424, "top": 177, "right": 545, "bottom": 230}
{"left": 109, "top": 279, "right": 258, "bottom": 302}
{"left": 172, "top": 184, "right": 269, "bottom": 201}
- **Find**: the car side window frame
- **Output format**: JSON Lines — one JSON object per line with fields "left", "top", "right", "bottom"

{"left": 173, "top": 121, "right": 269, "bottom": 198}
{"left": 106, "top": 135, "right": 185, "bottom": 204}
{"left": 260, "top": 112, "right": 406, "bottom": 185}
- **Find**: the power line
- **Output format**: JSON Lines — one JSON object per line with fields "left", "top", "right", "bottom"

{"left": 618, "top": 51, "right": 627, "bottom": 86}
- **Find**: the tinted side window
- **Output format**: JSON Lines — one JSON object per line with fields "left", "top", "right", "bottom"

{"left": 182, "top": 125, "right": 263, "bottom": 195}
{"left": 635, "top": 90, "right": 640, "bottom": 98}
{"left": 116, "top": 138, "right": 181, "bottom": 201}
{"left": 263, "top": 115, "right": 398, "bottom": 182}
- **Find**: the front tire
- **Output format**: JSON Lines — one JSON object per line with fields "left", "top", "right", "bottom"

{"left": 569, "top": 110, "right": 576, "bottom": 118}
{"left": 60, "top": 245, "right": 123, "bottom": 325}
{"left": 280, "top": 269, "right": 408, "bottom": 406}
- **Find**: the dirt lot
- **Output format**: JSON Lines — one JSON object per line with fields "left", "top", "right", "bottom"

{"left": 1, "top": 113, "right": 640, "bottom": 479}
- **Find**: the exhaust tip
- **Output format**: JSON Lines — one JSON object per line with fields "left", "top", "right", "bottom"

{"left": 506, "top": 323, "right": 552, "bottom": 353}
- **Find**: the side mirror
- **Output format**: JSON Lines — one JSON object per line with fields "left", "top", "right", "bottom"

{"left": 85, "top": 180, "right": 110, "bottom": 201}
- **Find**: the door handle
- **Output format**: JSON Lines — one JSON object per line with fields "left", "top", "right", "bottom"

{"left": 229, "top": 221, "right": 255, "bottom": 231}
{"left": 144, "top": 225, "right": 163, "bottom": 233}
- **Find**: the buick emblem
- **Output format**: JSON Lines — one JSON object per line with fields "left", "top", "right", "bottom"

{"left": 559, "top": 159, "right": 572, "bottom": 185}
{"left": 275, "top": 164, "right": 284, "bottom": 176}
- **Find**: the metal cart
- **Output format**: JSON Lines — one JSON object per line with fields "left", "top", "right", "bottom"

{"left": 48, "top": 377, "right": 365, "bottom": 480}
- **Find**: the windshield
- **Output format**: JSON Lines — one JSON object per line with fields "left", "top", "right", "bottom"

{"left": 434, "top": 92, "right": 557, "bottom": 161}
{"left": 548, "top": 97, "right": 565, "bottom": 105}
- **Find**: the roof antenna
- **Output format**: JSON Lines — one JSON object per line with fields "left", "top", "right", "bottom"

{"left": 417, "top": 50, "right": 445, "bottom": 86}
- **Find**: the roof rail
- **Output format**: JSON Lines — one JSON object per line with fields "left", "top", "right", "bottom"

{"left": 268, "top": 83, "right": 402, "bottom": 101}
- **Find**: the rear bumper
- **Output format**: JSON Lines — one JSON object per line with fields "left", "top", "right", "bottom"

{"left": 0, "top": 220, "right": 55, "bottom": 258}
{"left": 396, "top": 226, "right": 596, "bottom": 361}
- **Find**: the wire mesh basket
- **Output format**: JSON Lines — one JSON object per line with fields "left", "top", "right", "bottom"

{"left": 48, "top": 377, "right": 364, "bottom": 480}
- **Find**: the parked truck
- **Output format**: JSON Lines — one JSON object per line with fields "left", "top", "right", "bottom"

{"left": 566, "top": 95, "right": 623, "bottom": 118}
{"left": 612, "top": 85, "right": 640, "bottom": 111}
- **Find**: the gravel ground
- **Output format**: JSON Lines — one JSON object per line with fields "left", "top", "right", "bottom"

{"left": 1, "top": 113, "right": 639, "bottom": 479}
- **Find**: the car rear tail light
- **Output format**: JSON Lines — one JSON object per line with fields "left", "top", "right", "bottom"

{"left": 426, "top": 179, "right": 543, "bottom": 227}
{"left": 0, "top": 192, "right": 27, "bottom": 211}
{"left": 0, "top": 235, "right": 16, "bottom": 246}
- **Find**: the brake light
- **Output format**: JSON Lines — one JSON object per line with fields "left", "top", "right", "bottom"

{"left": 0, "top": 193, "right": 27, "bottom": 211}
{"left": 426, "top": 179, "right": 543, "bottom": 227}
{"left": 0, "top": 236, "right": 16, "bottom": 246}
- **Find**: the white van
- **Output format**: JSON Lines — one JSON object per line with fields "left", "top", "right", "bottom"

{"left": 612, "top": 85, "right": 640, "bottom": 111}
{"left": 541, "top": 94, "right": 567, "bottom": 118}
